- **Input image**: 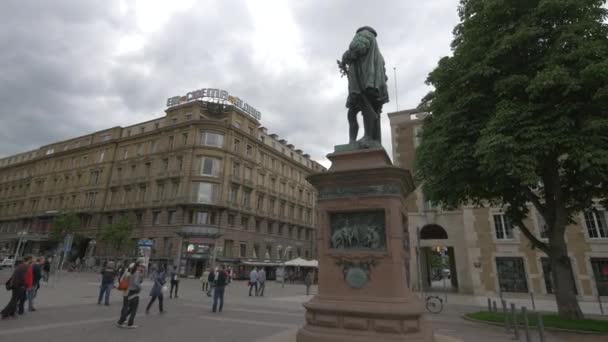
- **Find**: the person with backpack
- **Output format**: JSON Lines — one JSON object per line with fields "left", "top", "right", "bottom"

{"left": 145, "top": 266, "right": 166, "bottom": 314}
{"left": 1, "top": 259, "right": 27, "bottom": 319}
{"left": 169, "top": 266, "right": 179, "bottom": 299}
{"left": 116, "top": 261, "right": 144, "bottom": 328}
{"left": 98, "top": 261, "right": 116, "bottom": 306}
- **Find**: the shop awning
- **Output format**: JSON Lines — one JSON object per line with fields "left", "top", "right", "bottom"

{"left": 241, "top": 260, "right": 283, "bottom": 267}
{"left": 283, "top": 258, "right": 318, "bottom": 267}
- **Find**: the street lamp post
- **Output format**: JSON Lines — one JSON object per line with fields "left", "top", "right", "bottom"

{"left": 13, "top": 231, "right": 28, "bottom": 264}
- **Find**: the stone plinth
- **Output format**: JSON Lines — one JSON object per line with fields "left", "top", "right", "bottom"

{"left": 297, "top": 148, "right": 433, "bottom": 342}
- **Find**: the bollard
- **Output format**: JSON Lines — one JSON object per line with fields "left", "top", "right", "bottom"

{"left": 488, "top": 297, "right": 492, "bottom": 312}
{"left": 522, "top": 306, "right": 531, "bottom": 342}
{"left": 510, "top": 303, "right": 519, "bottom": 340}
{"left": 493, "top": 300, "right": 498, "bottom": 313}
{"left": 537, "top": 312, "right": 545, "bottom": 342}
{"left": 530, "top": 292, "right": 536, "bottom": 311}
{"left": 599, "top": 295, "right": 605, "bottom": 316}
{"left": 502, "top": 299, "right": 510, "bottom": 333}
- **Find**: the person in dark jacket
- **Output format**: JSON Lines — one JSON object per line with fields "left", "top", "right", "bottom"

{"left": 98, "top": 261, "right": 116, "bottom": 306}
{"left": 169, "top": 266, "right": 179, "bottom": 299}
{"left": 145, "top": 267, "right": 166, "bottom": 314}
{"left": 42, "top": 258, "right": 51, "bottom": 282}
{"left": 212, "top": 266, "right": 228, "bottom": 313}
{"left": 1, "top": 258, "right": 28, "bottom": 319}
{"left": 206, "top": 268, "right": 216, "bottom": 297}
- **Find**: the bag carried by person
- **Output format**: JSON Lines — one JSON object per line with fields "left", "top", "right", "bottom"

{"left": 117, "top": 274, "right": 130, "bottom": 291}
{"left": 5, "top": 277, "right": 13, "bottom": 291}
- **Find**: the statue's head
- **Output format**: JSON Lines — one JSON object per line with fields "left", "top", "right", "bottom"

{"left": 356, "top": 26, "right": 377, "bottom": 37}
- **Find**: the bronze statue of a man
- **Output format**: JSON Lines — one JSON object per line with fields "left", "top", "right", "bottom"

{"left": 338, "top": 26, "right": 389, "bottom": 146}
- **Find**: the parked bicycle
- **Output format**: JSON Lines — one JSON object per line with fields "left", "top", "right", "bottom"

{"left": 425, "top": 295, "right": 443, "bottom": 314}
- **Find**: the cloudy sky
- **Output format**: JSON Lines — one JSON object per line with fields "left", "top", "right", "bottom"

{"left": 0, "top": 0, "right": 459, "bottom": 167}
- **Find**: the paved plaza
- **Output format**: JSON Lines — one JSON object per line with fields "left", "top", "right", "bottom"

{"left": 0, "top": 269, "right": 604, "bottom": 342}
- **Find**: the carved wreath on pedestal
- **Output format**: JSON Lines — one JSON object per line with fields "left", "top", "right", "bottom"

{"left": 335, "top": 258, "right": 381, "bottom": 289}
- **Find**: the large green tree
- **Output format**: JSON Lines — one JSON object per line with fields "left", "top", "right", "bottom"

{"left": 416, "top": 0, "right": 608, "bottom": 319}
{"left": 50, "top": 212, "right": 81, "bottom": 243}
{"left": 100, "top": 216, "right": 134, "bottom": 255}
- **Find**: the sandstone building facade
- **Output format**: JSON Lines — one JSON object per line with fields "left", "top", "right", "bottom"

{"left": 389, "top": 109, "right": 608, "bottom": 300}
{"left": 0, "top": 99, "right": 324, "bottom": 277}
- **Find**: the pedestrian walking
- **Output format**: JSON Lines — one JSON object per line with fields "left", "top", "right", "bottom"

{"left": 207, "top": 268, "right": 215, "bottom": 297}
{"left": 42, "top": 258, "right": 51, "bottom": 283}
{"left": 305, "top": 271, "right": 313, "bottom": 296}
{"left": 201, "top": 268, "right": 210, "bottom": 292}
{"left": 19, "top": 256, "right": 34, "bottom": 315}
{"left": 145, "top": 267, "right": 166, "bottom": 314}
{"left": 212, "top": 265, "right": 228, "bottom": 313}
{"left": 248, "top": 267, "right": 258, "bottom": 296}
{"left": 169, "top": 266, "right": 179, "bottom": 299}
{"left": 28, "top": 257, "right": 43, "bottom": 311}
{"left": 98, "top": 261, "right": 116, "bottom": 306}
{"left": 257, "top": 268, "right": 266, "bottom": 296}
{"left": 116, "top": 261, "right": 144, "bottom": 328}
{"left": 1, "top": 259, "right": 27, "bottom": 319}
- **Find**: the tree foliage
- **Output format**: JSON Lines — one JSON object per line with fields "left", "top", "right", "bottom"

{"left": 100, "top": 216, "right": 134, "bottom": 254}
{"left": 50, "top": 212, "right": 81, "bottom": 242}
{"left": 416, "top": 0, "right": 608, "bottom": 319}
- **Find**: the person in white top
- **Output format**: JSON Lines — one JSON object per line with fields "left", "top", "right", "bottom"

{"left": 248, "top": 268, "right": 258, "bottom": 296}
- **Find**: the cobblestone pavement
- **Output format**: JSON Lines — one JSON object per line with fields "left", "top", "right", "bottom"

{"left": 0, "top": 270, "right": 601, "bottom": 342}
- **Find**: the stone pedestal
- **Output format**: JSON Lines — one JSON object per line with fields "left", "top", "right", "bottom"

{"left": 297, "top": 148, "right": 433, "bottom": 342}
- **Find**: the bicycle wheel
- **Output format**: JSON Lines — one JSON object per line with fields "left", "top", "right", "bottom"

{"left": 425, "top": 296, "right": 443, "bottom": 314}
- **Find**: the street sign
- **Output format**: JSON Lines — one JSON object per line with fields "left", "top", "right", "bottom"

{"left": 137, "top": 239, "right": 154, "bottom": 247}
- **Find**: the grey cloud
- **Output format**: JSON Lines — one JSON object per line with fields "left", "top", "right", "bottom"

{"left": 0, "top": 0, "right": 459, "bottom": 166}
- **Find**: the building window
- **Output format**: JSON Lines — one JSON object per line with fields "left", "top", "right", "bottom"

{"left": 496, "top": 257, "right": 528, "bottom": 293}
{"left": 253, "top": 244, "right": 260, "bottom": 259}
{"left": 151, "top": 140, "right": 159, "bottom": 152}
{"left": 162, "top": 158, "right": 169, "bottom": 172}
{"left": 242, "top": 189, "right": 251, "bottom": 208}
{"left": 136, "top": 213, "right": 143, "bottom": 226}
{"left": 90, "top": 171, "right": 101, "bottom": 185}
{"left": 233, "top": 121, "right": 241, "bottom": 129}
{"left": 590, "top": 258, "right": 608, "bottom": 296}
{"left": 200, "top": 131, "right": 224, "bottom": 147}
{"left": 157, "top": 183, "right": 165, "bottom": 200}
{"left": 232, "top": 161, "right": 240, "bottom": 178}
{"left": 584, "top": 209, "right": 608, "bottom": 239}
{"left": 224, "top": 240, "right": 233, "bottom": 257}
{"left": 168, "top": 136, "right": 175, "bottom": 149}
{"left": 228, "top": 214, "right": 235, "bottom": 226}
{"left": 152, "top": 211, "right": 160, "bottom": 225}
{"left": 257, "top": 195, "right": 264, "bottom": 211}
{"left": 246, "top": 144, "right": 253, "bottom": 156}
{"left": 193, "top": 211, "right": 209, "bottom": 224}
{"left": 244, "top": 167, "right": 252, "bottom": 181}
{"left": 265, "top": 245, "right": 272, "bottom": 259}
{"left": 535, "top": 211, "right": 549, "bottom": 239}
{"left": 182, "top": 133, "right": 188, "bottom": 145}
{"left": 241, "top": 216, "right": 248, "bottom": 229}
{"left": 123, "top": 148, "right": 129, "bottom": 160}
{"left": 193, "top": 182, "right": 218, "bottom": 204}
{"left": 168, "top": 210, "right": 176, "bottom": 224}
{"left": 200, "top": 157, "right": 221, "bottom": 177}
{"left": 540, "top": 257, "right": 577, "bottom": 294}
{"left": 493, "top": 214, "right": 514, "bottom": 240}
{"left": 98, "top": 150, "right": 105, "bottom": 163}
{"left": 233, "top": 139, "right": 241, "bottom": 153}
{"left": 177, "top": 156, "right": 183, "bottom": 171}
{"left": 240, "top": 243, "right": 247, "bottom": 258}
{"left": 255, "top": 219, "right": 261, "bottom": 233}
{"left": 229, "top": 187, "right": 238, "bottom": 203}
{"left": 136, "top": 144, "right": 143, "bottom": 156}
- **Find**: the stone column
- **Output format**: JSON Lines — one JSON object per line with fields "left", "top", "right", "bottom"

{"left": 297, "top": 148, "right": 433, "bottom": 342}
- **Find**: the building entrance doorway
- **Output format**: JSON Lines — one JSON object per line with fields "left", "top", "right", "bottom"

{"left": 418, "top": 224, "right": 458, "bottom": 292}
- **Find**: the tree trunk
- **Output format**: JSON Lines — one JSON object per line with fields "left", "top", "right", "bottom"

{"left": 548, "top": 225, "right": 584, "bottom": 320}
